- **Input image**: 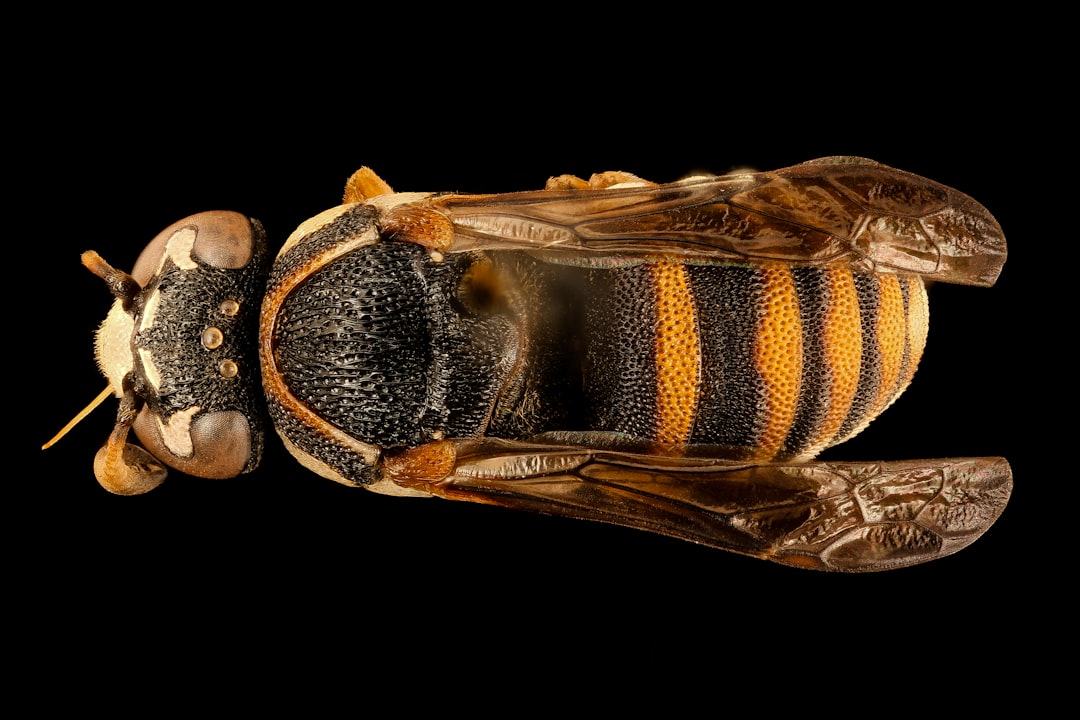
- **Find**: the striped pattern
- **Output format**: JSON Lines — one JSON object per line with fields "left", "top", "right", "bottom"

{"left": 583, "top": 261, "right": 928, "bottom": 461}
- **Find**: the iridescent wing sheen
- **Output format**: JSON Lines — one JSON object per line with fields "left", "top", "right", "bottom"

{"left": 415, "top": 156, "right": 1005, "bottom": 287}
{"left": 397, "top": 439, "right": 1011, "bottom": 572}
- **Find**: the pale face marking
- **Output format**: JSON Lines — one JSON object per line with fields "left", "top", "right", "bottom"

{"left": 155, "top": 405, "right": 200, "bottom": 457}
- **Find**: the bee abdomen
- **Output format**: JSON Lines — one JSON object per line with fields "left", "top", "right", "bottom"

{"left": 583, "top": 261, "right": 928, "bottom": 460}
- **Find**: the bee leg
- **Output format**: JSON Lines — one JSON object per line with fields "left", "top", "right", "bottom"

{"left": 93, "top": 385, "right": 167, "bottom": 496}
{"left": 545, "top": 171, "right": 656, "bottom": 190}
{"left": 586, "top": 171, "right": 655, "bottom": 188}
{"left": 343, "top": 167, "right": 395, "bottom": 204}
{"left": 545, "top": 174, "right": 591, "bottom": 190}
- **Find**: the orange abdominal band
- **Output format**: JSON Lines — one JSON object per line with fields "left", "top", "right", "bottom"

{"left": 811, "top": 265, "right": 862, "bottom": 456}
{"left": 753, "top": 264, "right": 803, "bottom": 460}
{"left": 651, "top": 261, "right": 701, "bottom": 445}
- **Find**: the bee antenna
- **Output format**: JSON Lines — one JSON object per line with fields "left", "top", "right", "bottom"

{"left": 41, "top": 385, "right": 113, "bottom": 450}
{"left": 82, "top": 250, "right": 141, "bottom": 309}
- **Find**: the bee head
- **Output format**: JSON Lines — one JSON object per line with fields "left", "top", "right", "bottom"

{"left": 87, "top": 211, "right": 270, "bottom": 494}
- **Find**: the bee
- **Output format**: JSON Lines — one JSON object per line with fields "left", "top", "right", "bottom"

{"left": 58, "top": 156, "right": 1010, "bottom": 572}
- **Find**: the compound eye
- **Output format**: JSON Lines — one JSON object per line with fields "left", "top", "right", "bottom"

{"left": 134, "top": 408, "right": 254, "bottom": 479}
{"left": 130, "top": 211, "right": 259, "bottom": 285}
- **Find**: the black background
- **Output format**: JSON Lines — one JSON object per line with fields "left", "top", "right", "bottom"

{"left": 21, "top": 19, "right": 1054, "bottom": 691}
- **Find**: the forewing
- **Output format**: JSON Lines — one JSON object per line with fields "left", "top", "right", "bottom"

{"left": 413, "top": 440, "right": 1012, "bottom": 572}
{"left": 425, "top": 156, "right": 1005, "bottom": 286}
